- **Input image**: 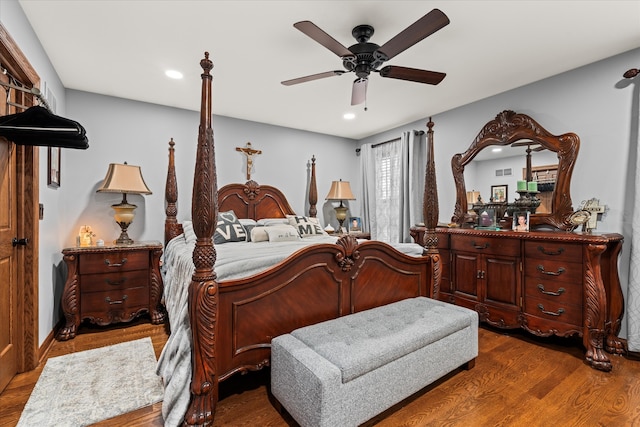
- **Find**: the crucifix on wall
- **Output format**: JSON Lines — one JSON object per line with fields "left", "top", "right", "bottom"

{"left": 235, "top": 142, "right": 262, "bottom": 180}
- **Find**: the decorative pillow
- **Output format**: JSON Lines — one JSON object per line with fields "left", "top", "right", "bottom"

{"left": 257, "top": 218, "right": 290, "bottom": 226}
{"left": 182, "top": 220, "right": 196, "bottom": 244}
{"left": 250, "top": 226, "right": 270, "bottom": 242}
{"left": 287, "top": 215, "right": 326, "bottom": 237}
{"left": 266, "top": 225, "right": 301, "bottom": 242}
{"left": 214, "top": 210, "right": 247, "bottom": 244}
{"left": 239, "top": 218, "right": 257, "bottom": 241}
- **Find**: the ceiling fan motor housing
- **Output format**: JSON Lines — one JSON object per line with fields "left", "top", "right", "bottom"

{"left": 343, "top": 25, "right": 387, "bottom": 78}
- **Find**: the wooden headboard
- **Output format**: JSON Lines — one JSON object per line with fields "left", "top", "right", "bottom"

{"left": 218, "top": 181, "right": 296, "bottom": 220}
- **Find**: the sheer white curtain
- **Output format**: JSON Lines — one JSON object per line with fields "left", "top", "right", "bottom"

{"left": 627, "top": 79, "right": 640, "bottom": 352}
{"left": 360, "top": 131, "right": 425, "bottom": 243}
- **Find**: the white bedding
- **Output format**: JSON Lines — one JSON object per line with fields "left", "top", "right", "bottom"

{"left": 156, "top": 233, "right": 424, "bottom": 426}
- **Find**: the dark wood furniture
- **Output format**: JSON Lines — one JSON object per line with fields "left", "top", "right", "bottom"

{"left": 57, "top": 241, "right": 164, "bottom": 340}
{"left": 411, "top": 109, "right": 626, "bottom": 372}
{"left": 162, "top": 53, "right": 441, "bottom": 425}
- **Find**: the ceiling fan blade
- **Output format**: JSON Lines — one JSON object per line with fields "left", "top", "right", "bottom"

{"left": 379, "top": 66, "right": 446, "bottom": 85}
{"left": 281, "top": 70, "right": 345, "bottom": 86}
{"left": 351, "top": 78, "right": 368, "bottom": 105}
{"left": 377, "top": 9, "right": 450, "bottom": 60}
{"left": 294, "top": 21, "right": 353, "bottom": 58}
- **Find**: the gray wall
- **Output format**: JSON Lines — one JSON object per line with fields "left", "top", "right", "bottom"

{"left": 3, "top": 0, "right": 639, "bottom": 344}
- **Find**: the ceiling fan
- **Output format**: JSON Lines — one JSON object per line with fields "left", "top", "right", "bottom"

{"left": 281, "top": 9, "right": 450, "bottom": 106}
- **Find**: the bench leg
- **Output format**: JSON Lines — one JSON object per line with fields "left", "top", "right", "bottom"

{"left": 463, "top": 358, "right": 476, "bottom": 370}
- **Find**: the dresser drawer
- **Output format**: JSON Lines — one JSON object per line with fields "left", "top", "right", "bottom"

{"left": 524, "top": 241, "right": 582, "bottom": 261}
{"left": 451, "top": 235, "right": 520, "bottom": 257}
{"left": 524, "top": 294, "right": 582, "bottom": 326}
{"left": 524, "top": 258, "right": 582, "bottom": 284}
{"left": 80, "top": 286, "right": 148, "bottom": 318}
{"left": 524, "top": 277, "right": 582, "bottom": 305}
{"left": 79, "top": 251, "right": 149, "bottom": 274}
{"left": 80, "top": 269, "right": 149, "bottom": 292}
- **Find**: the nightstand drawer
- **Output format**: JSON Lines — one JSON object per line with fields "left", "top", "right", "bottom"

{"left": 80, "top": 286, "right": 148, "bottom": 316}
{"left": 79, "top": 251, "right": 149, "bottom": 274}
{"left": 81, "top": 269, "right": 149, "bottom": 292}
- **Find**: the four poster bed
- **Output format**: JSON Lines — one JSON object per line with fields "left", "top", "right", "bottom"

{"left": 158, "top": 53, "right": 442, "bottom": 426}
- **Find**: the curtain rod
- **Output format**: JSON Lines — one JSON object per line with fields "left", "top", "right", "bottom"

{"left": 356, "top": 129, "right": 425, "bottom": 153}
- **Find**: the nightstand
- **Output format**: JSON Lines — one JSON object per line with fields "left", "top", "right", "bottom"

{"left": 57, "top": 241, "right": 165, "bottom": 340}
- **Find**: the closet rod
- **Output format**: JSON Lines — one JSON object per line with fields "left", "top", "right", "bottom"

{"left": 0, "top": 80, "right": 52, "bottom": 112}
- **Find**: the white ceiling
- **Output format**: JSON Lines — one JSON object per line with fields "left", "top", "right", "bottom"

{"left": 18, "top": 1, "right": 640, "bottom": 140}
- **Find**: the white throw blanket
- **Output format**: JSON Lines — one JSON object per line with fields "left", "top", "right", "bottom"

{"left": 156, "top": 234, "right": 423, "bottom": 426}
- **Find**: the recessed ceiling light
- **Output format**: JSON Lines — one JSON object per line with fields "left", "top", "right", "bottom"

{"left": 165, "top": 70, "right": 183, "bottom": 79}
{"left": 343, "top": 112, "right": 356, "bottom": 120}
{"left": 492, "top": 147, "right": 502, "bottom": 153}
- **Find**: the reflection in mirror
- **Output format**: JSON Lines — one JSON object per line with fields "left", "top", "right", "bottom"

{"left": 451, "top": 110, "right": 579, "bottom": 230}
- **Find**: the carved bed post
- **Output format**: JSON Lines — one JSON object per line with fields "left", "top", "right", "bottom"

{"left": 165, "top": 138, "right": 180, "bottom": 246}
{"left": 423, "top": 118, "right": 441, "bottom": 298}
{"left": 309, "top": 155, "right": 318, "bottom": 217}
{"left": 185, "top": 52, "right": 219, "bottom": 426}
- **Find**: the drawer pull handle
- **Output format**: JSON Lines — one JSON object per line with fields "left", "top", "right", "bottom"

{"left": 537, "top": 265, "right": 566, "bottom": 276}
{"left": 537, "top": 303, "right": 565, "bottom": 317}
{"left": 537, "top": 246, "right": 565, "bottom": 256}
{"left": 105, "top": 295, "right": 128, "bottom": 305}
{"left": 472, "top": 241, "right": 489, "bottom": 250}
{"left": 537, "top": 284, "right": 565, "bottom": 296}
{"left": 104, "top": 258, "right": 128, "bottom": 268}
{"left": 105, "top": 278, "right": 127, "bottom": 286}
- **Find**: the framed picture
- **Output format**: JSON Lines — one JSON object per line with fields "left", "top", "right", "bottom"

{"left": 349, "top": 217, "right": 362, "bottom": 233}
{"left": 477, "top": 208, "right": 496, "bottom": 228}
{"left": 48, "top": 146, "right": 60, "bottom": 188}
{"left": 491, "top": 184, "right": 507, "bottom": 202}
{"left": 513, "top": 211, "right": 530, "bottom": 232}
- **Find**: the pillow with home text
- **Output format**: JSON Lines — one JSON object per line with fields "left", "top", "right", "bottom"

{"left": 214, "top": 210, "right": 247, "bottom": 244}
{"left": 287, "top": 215, "right": 326, "bottom": 237}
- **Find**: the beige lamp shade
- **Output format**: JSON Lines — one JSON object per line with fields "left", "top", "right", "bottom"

{"left": 97, "top": 163, "right": 152, "bottom": 195}
{"left": 325, "top": 179, "right": 355, "bottom": 201}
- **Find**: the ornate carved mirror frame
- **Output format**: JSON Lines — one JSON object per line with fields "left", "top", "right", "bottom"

{"left": 451, "top": 110, "right": 579, "bottom": 230}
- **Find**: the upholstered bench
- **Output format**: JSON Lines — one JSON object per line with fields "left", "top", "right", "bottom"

{"left": 271, "top": 297, "right": 478, "bottom": 427}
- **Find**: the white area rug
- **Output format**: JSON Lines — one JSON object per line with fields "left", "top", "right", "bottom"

{"left": 17, "top": 337, "right": 163, "bottom": 427}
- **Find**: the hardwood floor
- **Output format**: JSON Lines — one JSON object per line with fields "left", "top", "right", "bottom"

{"left": 1, "top": 319, "right": 639, "bottom": 426}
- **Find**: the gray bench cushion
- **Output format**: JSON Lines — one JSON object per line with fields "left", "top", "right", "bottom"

{"left": 290, "top": 297, "right": 475, "bottom": 383}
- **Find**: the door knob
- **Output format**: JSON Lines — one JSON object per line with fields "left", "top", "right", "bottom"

{"left": 12, "top": 237, "right": 29, "bottom": 247}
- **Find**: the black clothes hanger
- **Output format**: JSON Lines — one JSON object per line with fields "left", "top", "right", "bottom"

{"left": 0, "top": 105, "right": 88, "bottom": 149}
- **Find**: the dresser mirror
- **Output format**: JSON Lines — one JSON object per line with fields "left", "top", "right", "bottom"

{"left": 451, "top": 110, "right": 579, "bottom": 230}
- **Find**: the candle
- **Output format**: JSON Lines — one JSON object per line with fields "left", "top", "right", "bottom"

{"left": 517, "top": 180, "right": 527, "bottom": 191}
{"left": 528, "top": 181, "right": 538, "bottom": 192}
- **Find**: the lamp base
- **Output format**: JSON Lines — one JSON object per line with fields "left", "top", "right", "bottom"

{"left": 112, "top": 200, "right": 137, "bottom": 245}
{"left": 335, "top": 204, "right": 348, "bottom": 234}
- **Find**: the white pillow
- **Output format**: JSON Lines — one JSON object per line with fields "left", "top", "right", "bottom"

{"left": 265, "top": 225, "right": 301, "bottom": 242}
{"left": 257, "top": 218, "right": 290, "bottom": 226}
{"left": 239, "top": 218, "right": 257, "bottom": 241}
{"left": 287, "top": 215, "right": 326, "bottom": 237}
{"left": 250, "top": 226, "right": 270, "bottom": 242}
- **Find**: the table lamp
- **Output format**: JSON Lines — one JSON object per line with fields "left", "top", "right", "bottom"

{"left": 325, "top": 179, "right": 355, "bottom": 234}
{"left": 97, "top": 162, "right": 152, "bottom": 244}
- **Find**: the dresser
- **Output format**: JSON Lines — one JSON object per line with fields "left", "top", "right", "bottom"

{"left": 411, "top": 226, "right": 625, "bottom": 371}
{"left": 57, "top": 241, "right": 165, "bottom": 340}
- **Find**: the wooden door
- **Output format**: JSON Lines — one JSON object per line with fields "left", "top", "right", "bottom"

{"left": 0, "top": 24, "right": 40, "bottom": 393}
{"left": 0, "top": 137, "right": 17, "bottom": 392}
